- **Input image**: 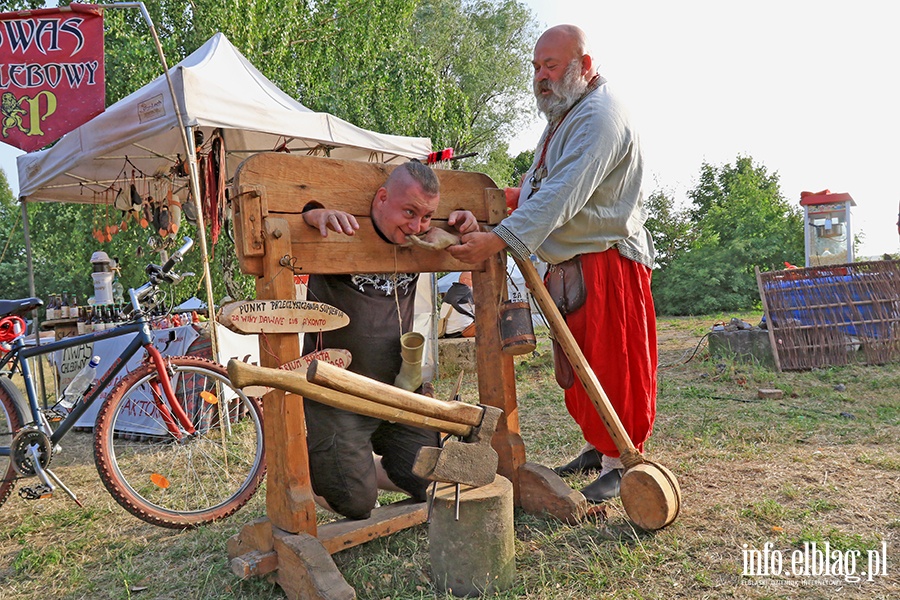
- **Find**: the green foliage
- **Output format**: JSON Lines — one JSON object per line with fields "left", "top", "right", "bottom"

{"left": 644, "top": 189, "right": 695, "bottom": 271}
{"left": 0, "top": 0, "right": 45, "bottom": 11}
{"left": 652, "top": 156, "right": 804, "bottom": 315}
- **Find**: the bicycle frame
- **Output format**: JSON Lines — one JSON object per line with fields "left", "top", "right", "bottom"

{"left": 0, "top": 310, "right": 195, "bottom": 458}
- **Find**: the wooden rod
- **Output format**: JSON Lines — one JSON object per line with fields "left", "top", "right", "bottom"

{"left": 307, "top": 360, "right": 485, "bottom": 428}
{"left": 227, "top": 360, "right": 471, "bottom": 436}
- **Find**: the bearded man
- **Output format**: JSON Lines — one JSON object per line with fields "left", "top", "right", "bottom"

{"left": 449, "top": 24, "right": 658, "bottom": 503}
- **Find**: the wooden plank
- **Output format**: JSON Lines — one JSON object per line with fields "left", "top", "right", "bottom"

{"left": 318, "top": 499, "right": 428, "bottom": 555}
{"left": 234, "top": 152, "right": 501, "bottom": 221}
{"left": 232, "top": 183, "right": 266, "bottom": 276}
{"left": 219, "top": 299, "right": 349, "bottom": 334}
{"left": 273, "top": 530, "right": 355, "bottom": 599}
{"left": 230, "top": 550, "right": 278, "bottom": 579}
{"left": 276, "top": 214, "right": 481, "bottom": 274}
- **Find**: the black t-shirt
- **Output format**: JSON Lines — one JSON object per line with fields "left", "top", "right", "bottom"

{"left": 303, "top": 273, "right": 418, "bottom": 385}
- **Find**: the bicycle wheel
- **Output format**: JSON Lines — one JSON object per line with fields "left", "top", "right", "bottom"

{"left": 0, "top": 377, "right": 25, "bottom": 508}
{"left": 93, "top": 356, "right": 265, "bottom": 528}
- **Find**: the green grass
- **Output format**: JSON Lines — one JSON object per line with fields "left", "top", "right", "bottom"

{"left": 1, "top": 314, "right": 898, "bottom": 599}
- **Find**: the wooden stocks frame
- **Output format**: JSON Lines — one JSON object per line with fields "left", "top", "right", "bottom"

{"left": 226, "top": 154, "right": 573, "bottom": 599}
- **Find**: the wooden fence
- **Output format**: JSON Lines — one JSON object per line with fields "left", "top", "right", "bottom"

{"left": 756, "top": 260, "right": 900, "bottom": 371}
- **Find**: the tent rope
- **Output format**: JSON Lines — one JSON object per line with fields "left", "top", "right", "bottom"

{"left": 0, "top": 216, "right": 20, "bottom": 265}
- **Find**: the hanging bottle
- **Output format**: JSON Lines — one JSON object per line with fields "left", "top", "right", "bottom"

{"left": 112, "top": 270, "right": 125, "bottom": 305}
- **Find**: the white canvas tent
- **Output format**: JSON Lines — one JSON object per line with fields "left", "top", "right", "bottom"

{"left": 17, "top": 32, "right": 431, "bottom": 203}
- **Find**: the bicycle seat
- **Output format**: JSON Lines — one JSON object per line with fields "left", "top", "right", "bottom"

{"left": 0, "top": 297, "right": 43, "bottom": 318}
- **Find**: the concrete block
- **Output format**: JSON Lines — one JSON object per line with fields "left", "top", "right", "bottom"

{"left": 708, "top": 328, "right": 775, "bottom": 368}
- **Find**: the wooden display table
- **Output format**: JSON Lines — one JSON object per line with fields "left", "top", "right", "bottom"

{"left": 40, "top": 317, "right": 78, "bottom": 340}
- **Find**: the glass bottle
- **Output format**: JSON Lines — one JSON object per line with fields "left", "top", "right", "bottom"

{"left": 45, "top": 294, "right": 56, "bottom": 320}
{"left": 112, "top": 275, "right": 125, "bottom": 306}
{"left": 60, "top": 292, "right": 70, "bottom": 319}
{"left": 76, "top": 306, "right": 87, "bottom": 335}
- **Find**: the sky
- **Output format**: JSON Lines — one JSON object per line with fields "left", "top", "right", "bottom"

{"left": 512, "top": 0, "right": 900, "bottom": 258}
{"left": 2, "top": 1, "right": 898, "bottom": 257}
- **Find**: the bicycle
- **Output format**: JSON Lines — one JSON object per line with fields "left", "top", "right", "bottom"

{"left": 0, "top": 237, "right": 265, "bottom": 529}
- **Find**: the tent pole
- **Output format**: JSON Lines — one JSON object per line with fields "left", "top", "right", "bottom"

{"left": 101, "top": 2, "right": 220, "bottom": 360}
{"left": 19, "top": 200, "right": 48, "bottom": 405}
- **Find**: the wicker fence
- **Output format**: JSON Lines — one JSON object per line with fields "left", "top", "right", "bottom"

{"left": 755, "top": 260, "right": 900, "bottom": 371}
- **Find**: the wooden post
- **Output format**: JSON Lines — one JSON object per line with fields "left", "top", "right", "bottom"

{"left": 256, "top": 217, "right": 318, "bottom": 535}
{"left": 471, "top": 252, "right": 526, "bottom": 499}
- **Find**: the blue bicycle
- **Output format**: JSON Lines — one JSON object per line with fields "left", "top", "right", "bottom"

{"left": 0, "top": 238, "right": 265, "bottom": 528}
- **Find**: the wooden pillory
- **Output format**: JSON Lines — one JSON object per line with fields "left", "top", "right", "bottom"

{"left": 225, "top": 153, "right": 584, "bottom": 599}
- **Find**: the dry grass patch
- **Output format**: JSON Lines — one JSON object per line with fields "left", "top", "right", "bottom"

{"left": 1, "top": 313, "right": 898, "bottom": 599}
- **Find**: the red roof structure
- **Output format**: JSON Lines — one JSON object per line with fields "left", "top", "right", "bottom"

{"left": 800, "top": 189, "right": 855, "bottom": 206}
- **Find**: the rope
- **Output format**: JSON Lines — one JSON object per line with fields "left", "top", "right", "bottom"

{"left": 0, "top": 216, "right": 19, "bottom": 265}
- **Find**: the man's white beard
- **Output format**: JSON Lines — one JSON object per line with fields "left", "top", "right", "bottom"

{"left": 534, "top": 59, "right": 589, "bottom": 122}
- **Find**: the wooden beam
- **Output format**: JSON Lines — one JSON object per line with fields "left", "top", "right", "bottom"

{"left": 318, "top": 500, "right": 428, "bottom": 555}
{"left": 471, "top": 252, "right": 526, "bottom": 499}
{"left": 257, "top": 217, "right": 318, "bottom": 535}
{"left": 235, "top": 153, "right": 498, "bottom": 221}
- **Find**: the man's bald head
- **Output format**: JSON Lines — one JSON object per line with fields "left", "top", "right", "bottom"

{"left": 535, "top": 25, "right": 592, "bottom": 66}
{"left": 532, "top": 25, "right": 597, "bottom": 121}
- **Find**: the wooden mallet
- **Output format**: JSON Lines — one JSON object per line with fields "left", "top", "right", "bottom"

{"left": 512, "top": 254, "right": 681, "bottom": 531}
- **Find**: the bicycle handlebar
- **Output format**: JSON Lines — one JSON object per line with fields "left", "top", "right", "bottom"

{"left": 130, "top": 237, "right": 194, "bottom": 311}
{"left": 162, "top": 237, "right": 194, "bottom": 274}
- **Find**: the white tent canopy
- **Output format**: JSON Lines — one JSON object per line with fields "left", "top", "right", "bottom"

{"left": 17, "top": 32, "right": 431, "bottom": 203}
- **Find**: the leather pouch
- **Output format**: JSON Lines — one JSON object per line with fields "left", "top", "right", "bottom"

{"left": 544, "top": 257, "right": 585, "bottom": 390}
{"left": 544, "top": 256, "right": 586, "bottom": 315}
{"left": 552, "top": 338, "right": 575, "bottom": 389}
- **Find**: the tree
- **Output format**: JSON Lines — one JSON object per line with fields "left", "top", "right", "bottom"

{"left": 0, "top": 1, "right": 45, "bottom": 11}
{"left": 7, "top": 1, "right": 540, "bottom": 304}
{"left": 644, "top": 188, "right": 695, "bottom": 271}
{"left": 652, "top": 156, "right": 804, "bottom": 315}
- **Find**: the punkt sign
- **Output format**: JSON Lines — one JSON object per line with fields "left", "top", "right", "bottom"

{"left": 0, "top": 3, "right": 105, "bottom": 152}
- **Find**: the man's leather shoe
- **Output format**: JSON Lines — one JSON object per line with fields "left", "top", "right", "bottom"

{"left": 580, "top": 469, "right": 622, "bottom": 503}
{"left": 553, "top": 448, "right": 603, "bottom": 476}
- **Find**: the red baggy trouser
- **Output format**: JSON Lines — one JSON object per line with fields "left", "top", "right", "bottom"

{"left": 563, "top": 249, "right": 657, "bottom": 457}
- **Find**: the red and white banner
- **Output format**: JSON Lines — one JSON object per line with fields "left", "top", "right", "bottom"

{"left": 0, "top": 3, "right": 104, "bottom": 152}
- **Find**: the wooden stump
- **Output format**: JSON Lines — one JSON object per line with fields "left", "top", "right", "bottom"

{"left": 429, "top": 476, "right": 515, "bottom": 597}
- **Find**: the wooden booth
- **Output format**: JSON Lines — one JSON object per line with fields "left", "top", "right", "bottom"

{"left": 225, "top": 154, "right": 585, "bottom": 599}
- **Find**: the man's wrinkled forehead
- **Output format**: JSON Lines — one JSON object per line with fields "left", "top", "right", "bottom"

{"left": 387, "top": 181, "right": 439, "bottom": 211}
{"left": 533, "top": 26, "right": 584, "bottom": 65}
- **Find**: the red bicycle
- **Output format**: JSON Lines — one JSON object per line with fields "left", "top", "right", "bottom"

{"left": 0, "top": 238, "right": 265, "bottom": 528}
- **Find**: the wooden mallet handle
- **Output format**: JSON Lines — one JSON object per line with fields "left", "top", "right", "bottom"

{"left": 307, "top": 360, "right": 485, "bottom": 428}
{"left": 227, "top": 360, "right": 471, "bottom": 436}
